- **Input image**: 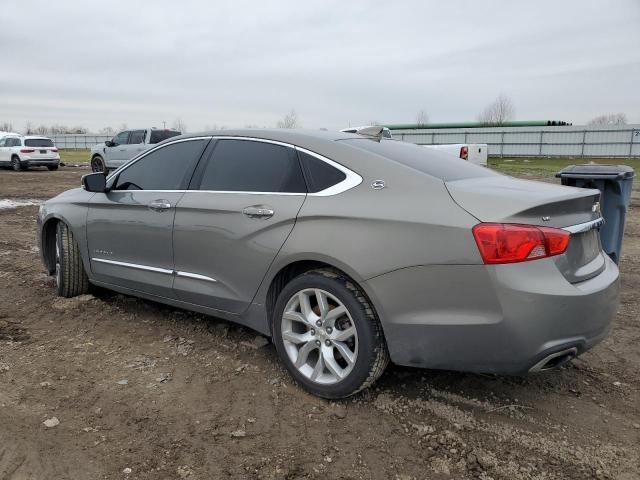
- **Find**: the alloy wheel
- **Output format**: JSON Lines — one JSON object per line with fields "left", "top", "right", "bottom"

{"left": 55, "top": 233, "right": 61, "bottom": 288}
{"left": 281, "top": 288, "right": 358, "bottom": 385}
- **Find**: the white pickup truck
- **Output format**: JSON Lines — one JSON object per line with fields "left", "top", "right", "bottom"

{"left": 340, "top": 126, "right": 488, "bottom": 166}
{"left": 90, "top": 127, "right": 181, "bottom": 173}
{"left": 424, "top": 143, "right": 488, "bottom": 166}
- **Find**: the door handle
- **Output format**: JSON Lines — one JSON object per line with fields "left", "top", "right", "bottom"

{"left": 148, "top": 199, "right": 172, "bottom": 212}
{"left": 243, "top": 205, "right": 275, "bottom": 219}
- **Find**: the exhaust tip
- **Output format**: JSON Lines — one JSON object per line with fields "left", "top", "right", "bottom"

{"left": 529, "top": 347, "right": 578, "bottom": 373}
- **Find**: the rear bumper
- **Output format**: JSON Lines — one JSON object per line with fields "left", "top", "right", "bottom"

{"left": 21, "top": 157, "right": 60, "bottom": 166}
{"left": 365, "top": 255, "right": 619, "bottom": 374}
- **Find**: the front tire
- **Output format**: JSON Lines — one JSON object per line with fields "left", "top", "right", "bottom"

{"left": 272, "top": 269, "right": 389, "bottom": 399}
{"left": 91, "top": 155, "right": 107, "bottom": 174}
{"left": 55, "top": 222, "right": 89, "bottom": 298}
{"left": 47, "top": 165, "right": 59, "bottom": 171}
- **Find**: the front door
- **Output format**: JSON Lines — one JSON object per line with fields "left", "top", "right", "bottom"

{"left": 86, "top": 137, "right": 210, "bottom": 297}
{"left": 104, "top": 130, "right": 130, "bottom": 166}
{"left": 172, "top": 138, "right": 307, "bottom": 314}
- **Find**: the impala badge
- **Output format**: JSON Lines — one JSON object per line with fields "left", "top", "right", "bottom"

{"left": 592, "top": 202, "right": 601, "bottom": 214}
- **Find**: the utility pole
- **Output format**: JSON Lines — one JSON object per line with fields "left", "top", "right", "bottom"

{"left": 163, "top": 121, "right": 166, "bottom": 129}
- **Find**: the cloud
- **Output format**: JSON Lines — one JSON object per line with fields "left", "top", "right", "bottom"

{"left": 1, "top": 0, "right": 639, "bottom": 132}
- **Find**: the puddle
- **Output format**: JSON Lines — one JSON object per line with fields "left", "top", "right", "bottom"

{"left": 0, "top": 199, "right": 43, "bottom": 210}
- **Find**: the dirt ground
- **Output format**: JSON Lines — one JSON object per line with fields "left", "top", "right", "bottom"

{"left": 0, "top": 165, "right": 639, "bottom": 480}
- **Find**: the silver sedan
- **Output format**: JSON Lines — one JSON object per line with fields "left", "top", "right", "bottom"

{"left": 38, "top": 129, "right": 619, "bottom": 398}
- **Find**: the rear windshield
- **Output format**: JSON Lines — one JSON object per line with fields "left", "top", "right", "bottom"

{"left": 25, "top": 138, "right": 54, "bottom": 147}
{"left": 342, "top": 139, "right": 498, "bottom": 181}
{"left": 149, "top": 130, "right": 181, "bottom": 144}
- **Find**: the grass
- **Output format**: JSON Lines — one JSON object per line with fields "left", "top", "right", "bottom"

{"left": 489, "top": 157, "right": 640, "bottom": 176}
{"left": 59, "top": 149, "right": 90, "bottom": 164}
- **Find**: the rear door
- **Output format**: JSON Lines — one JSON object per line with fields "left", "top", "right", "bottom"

{"left": 0, "top": 138, "right": 8, "bottom": 164}
{"left": 124, "top": 129, "right": 148, "bottom": 159}
{"left": 172, "top": 138, "right": 307, "bottom": 313}
{"left": 87, "top": 138, "right": 209, "bottom": 297}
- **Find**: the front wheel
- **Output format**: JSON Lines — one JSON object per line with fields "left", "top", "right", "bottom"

{"left": 91, "top": 155, "right": 107, "bottom": 174}
{"left": 272, "top": 269, "right": 389, "bottom": 399}
{"left": 47, "top": 165, "right": 59, "bottom": 171}
{"left": 55, "top": 222, "right": 89, "bottom": 297}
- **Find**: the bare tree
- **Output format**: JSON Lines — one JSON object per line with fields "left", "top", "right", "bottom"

{"left": 277, "top": 109, "right": 299, "bottom": 129}
{"left": 416, "top": 109, "right": 429, "bottom": 127}
{"left": 478, "top": 94, "right": 515, "bottom": 125}
{"left": 0, "top": 121, "right": 14, "bottom": 132}
{"left": 587, "top": 113, "right": 627, "bottom": 126}
{"left": 24, "top": 121, "right": 35, "bottom": 134}
{"left": 99, "top": 126, "right": 115, "bottom": 135}
{"left": 172, "top": 118, "right": 187, "bottom": 133}
{"left": 35, "top": 124, "right": 49, "bottom": 135}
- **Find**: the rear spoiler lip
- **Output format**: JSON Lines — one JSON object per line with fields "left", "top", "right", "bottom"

{"left": 563, "top": 217, "right": 604, "bottom": 234}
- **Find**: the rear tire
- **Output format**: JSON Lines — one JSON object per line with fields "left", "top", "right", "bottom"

{"left": 55, "top": 222, "right": 89, "bottom": 298}
{"left": 91, "top": 155, "right": 107, "bottom": 174}
{"left": 11, "top": 156, "right": 24, "bottom": 171}
{"left": 47, "top": 165, "right": 59, "bottom": 171}
{"left": 271, "top": 269, "right": 389, "bottom": 399}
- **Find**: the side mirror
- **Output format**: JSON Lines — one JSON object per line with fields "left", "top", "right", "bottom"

{"left": 105, "top": 140, "right": 115, "bottom": 147}
{"left": 82, "top": 172, "right": 107, "bottom": 193}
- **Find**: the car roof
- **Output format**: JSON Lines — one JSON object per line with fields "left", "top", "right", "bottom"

{"left": 181, "top": 128, "right": 356, "bottom": 144}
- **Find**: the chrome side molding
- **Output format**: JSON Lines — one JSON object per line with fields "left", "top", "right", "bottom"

{"left": 92, "top": 258, "right": 217, "bottom": 282}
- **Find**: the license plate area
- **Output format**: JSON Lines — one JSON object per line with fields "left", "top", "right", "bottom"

{"left": 40, "top": 150, "right": 47, "bottom": 154}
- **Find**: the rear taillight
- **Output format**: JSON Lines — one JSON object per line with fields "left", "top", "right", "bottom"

{"left": 459, "top": 146, "right": 468, "bottom": 160}
{"left": 472, "top": 223, "right": 570, "bottom": 264}
{"left": 20, "top": 149, "right": 35, "bottom": 153}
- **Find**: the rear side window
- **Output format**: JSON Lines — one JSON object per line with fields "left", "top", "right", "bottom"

{"left": 344, "top": 139, "right": 498, "bottom": 181}
{"left": 198, "top": 140, "right": 306, "bottom": 193}
{"left": 298, "top": 151, "right": 346, "bottom": 193}
{"left": 113, "top": 139, "right": 207, "bottom": 191}
{"left": 150, "top": 130, "right": 181, "bottom": 144}
{"left": 25, "top": 138, "right": 54, "bottom": 147}
{"left": 128, "top": 130, "right": 145, "bottom": 144}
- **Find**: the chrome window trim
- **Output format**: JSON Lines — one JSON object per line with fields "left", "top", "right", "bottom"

{"left": 175, "top": 271, "right": 217, "bottom": 283}
{"left": 294, "top": 146, "right": 362, "bottom": 196}
{"left": 107, "top": 135, "right": 362, "bottom": 197}
{"left": 92, "top": 258, "right": 173, "bottom": 275}
{"left": 563, "top": 217, "right": 605, "bottom": 234}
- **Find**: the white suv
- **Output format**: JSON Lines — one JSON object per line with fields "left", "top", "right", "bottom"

{"left": 0, "top": 135, "right": 60, "bottom": 171}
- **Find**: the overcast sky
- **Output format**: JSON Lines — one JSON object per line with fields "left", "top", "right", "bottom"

{"left": 1, "top": 0, "right": 639, "bottom": 132}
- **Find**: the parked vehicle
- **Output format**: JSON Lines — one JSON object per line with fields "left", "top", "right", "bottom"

{"left": 425, "top": 143, "right": 488, "bottom": 166}
{"left": 0, "top": 135, "right": 60, "bottom": 171}
{"left": 340, "top": 126, "right": 488, "bottom": 165}
{"left": 38, "top": 129, "right": 619, "bottom": 398}
{"left": 90, "top": 128, "right": 181, "bottom": 173}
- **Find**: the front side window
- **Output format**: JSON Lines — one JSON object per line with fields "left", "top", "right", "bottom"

{"left": 198, "top": 140, "right": 306, "bottom": 193}
{"left": 128, "top": 130, "right": 145, "bottom": 144}
{"left": 25, "top": 138, "right": 54, "bottom": 147}
{"left": 113, "top": 139, "right": 207, "bottom": 191}
{"left": 8, "top": 138, "right": 21, "bottom": 147}
{"left": 112, "top": 131, "right": 129, "bottom": 146}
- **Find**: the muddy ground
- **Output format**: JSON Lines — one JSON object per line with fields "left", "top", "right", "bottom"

{"left": 0, "top": 165, "right": 639, "bottom": 480}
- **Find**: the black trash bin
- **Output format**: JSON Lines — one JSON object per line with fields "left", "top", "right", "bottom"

{"left": 556, "top": 164, "right": 634, "bottom": 264}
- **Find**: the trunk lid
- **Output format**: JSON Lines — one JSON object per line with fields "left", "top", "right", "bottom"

{"left": 446, "top": 176, "right": 605, "bottom": 283}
